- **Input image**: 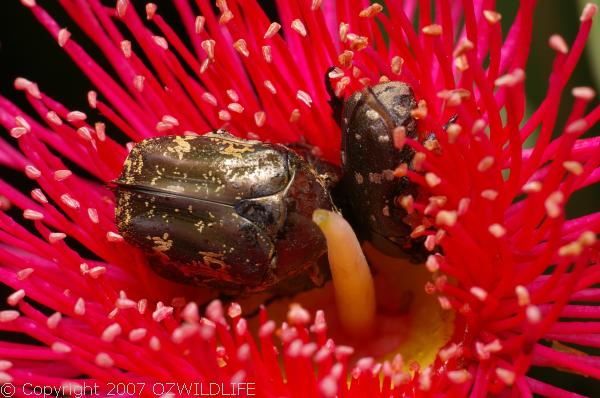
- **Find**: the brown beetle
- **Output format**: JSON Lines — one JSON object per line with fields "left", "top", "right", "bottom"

{"left": 339, "top": 81, "right": 427, "bottom": 262}
{"left": 114, "top": 131, "right": 336, "bottom": 295}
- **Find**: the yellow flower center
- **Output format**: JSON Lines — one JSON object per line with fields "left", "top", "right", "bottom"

{"left": 245, "top": 210, "right": 454, "bottom": 371}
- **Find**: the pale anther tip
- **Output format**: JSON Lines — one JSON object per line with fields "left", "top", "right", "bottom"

{"left": 548, "top": 34, "right": 568, "bottom": 54}
{"left": 146, "top": 3, "right": 157, "bottom": 20}
{"left": 422, "top": 24, "right": 442, "bottom": 36}
{"left": 571, "top": 86, "right": 595, "bottom": 100}
{"left": 116, "top": 0, "right": 128, "bottom": 18}
{"left": 291, "top": 19, "right": 307, "bottom": 36}
{"left": 58, "top": 28, "right": 71, "bottom": 47}
{"left": 580, "top": 3, "right": 598, "bottom": 21}
{"left": 359, "top": 4, "right": 383, "bottom": 18}
{"left": 483, "top": 10, "right": 502, "bottom": 24}
{"left": 565, "top": 119, "right": 587, "bottom": 134}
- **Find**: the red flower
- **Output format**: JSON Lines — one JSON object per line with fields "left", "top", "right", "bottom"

{"left": 0, "top": 1, "right": 598, "bottom": 397}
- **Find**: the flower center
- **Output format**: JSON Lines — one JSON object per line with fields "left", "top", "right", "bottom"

{"left": 245, "top": 210, "right": 454, "bottom": 370}
{"left": 360, "top": 243, "right": 454, "bottom": 368}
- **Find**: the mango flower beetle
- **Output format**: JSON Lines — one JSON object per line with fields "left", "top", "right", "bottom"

{"left": 114, "top": 132, "right": 337, "bottom": 295}
{"left": 338, "top": 81, "right": 429, "bottom": 262}
{"left": 114, "top": 80, "right": 427, "bottom": 294}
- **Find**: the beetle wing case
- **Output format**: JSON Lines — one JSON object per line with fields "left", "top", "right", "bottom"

{"left": 341, "top": 81, "right": 426, "bottom": 261}
{"left": 114, "top": 132, "right": 335, "bottom": 294}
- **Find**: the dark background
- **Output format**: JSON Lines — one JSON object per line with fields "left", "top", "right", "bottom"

{"left": 0, "top": 1, "right": 598, "bottom": 395}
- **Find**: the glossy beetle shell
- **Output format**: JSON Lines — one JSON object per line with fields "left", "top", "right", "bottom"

{"left": 114, "top": 132, "right": 335, "bottom": 294}
{"left": 341, "top": 81, "right": 425, "bottom": 261}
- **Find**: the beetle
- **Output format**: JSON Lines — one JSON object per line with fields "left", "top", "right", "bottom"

{"left": 114, "top": 80, "right": 428, "bottom": 294}
{"left": 113, "top": 132, "right": 336, "bottom": 295}
{"left": 339, "top": 81, "right": 428, "bottom": 262}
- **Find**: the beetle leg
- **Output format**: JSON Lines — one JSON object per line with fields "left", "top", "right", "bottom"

{"left": 286, "top": 142, "right": 342, "bottom": 190}
{"left": 307, "top": 254, "right": 331, "bottom": 287}
{"left": 423, "top": 114, "right": 458, "bottom": 153}
{"left": 325, "top": 66, "right": 344, "bottom": 123}
{"left": 236, "top": 256, "right": 332, "bottom": 318}
{"left": 445, "top": 113, "right": 459, "bottom": 128}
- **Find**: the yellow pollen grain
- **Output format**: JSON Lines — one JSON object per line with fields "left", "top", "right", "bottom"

{"left": 579, "top": 230, "right": 597, "bottom": 246}
{"left": 338, "top": 50, "right": 354, "bottom": 67}
{"left": 469, "top": 286, "right": 488, "bottom": 302}
{"left": 422, "top": 24, "right": 442, "bottom": 36}
{"left": 436, "top": 210, "right": 458, "bottom": 227}
{"left": 453, "top": 39, "right": 474, "bottom": 57}
{"left": 201, "top": 39, "right": 216, "bottom": 59}
{"left": 195, "top": 16, "right": 206, "bottom": 34}
{"left": 558, "top": 241, "right": 583, "bottom": 257}
{"left": 399, "top": 195, "right": 414, "bottom": 213}
{"left": 566, "top": 119, "right": 587, "bottom": 134}
{"left": 481, "top": 189, "right": 498, "bottom": 201}
{"left": 549, "top": 34, "right": 569, "bottom": 54}
{"left": 425, "top": 173, "right": 441, "bottom": 187}
{"left": 446, "top": 123, "right": 462, "bottom": 143}
{"left": 483, "top": 10, "right": 502, "bottom": 24}
{"left": 339, "top": 22, "right": 349, "bottom": 42}
{"left": 347, "top": 34, "right": 369, "bottom": 51}
{"left": 391, "top": 56, "right": 404, "bottom": 75}
{"left": 359, "top": 3, "right": 383, "bottom": 18}
{"left": 264, "top": 22, "right": 281, "bottom": 39}
{"left": 429, "top": 196, "right": 448, "bottom": 208}
{"left": 219, "top": 10, "right": 234, "bottom": 24}
{"left": 328, "top": 67, "right": 344, "bottom": 79}
{"left": 571, "top": 86, "right": 596, "bottom": 100}
{"left": 522, "top": 181, "right": 542, "bottom": 193}
{"left": 515, "top": 285, "right": 531, "bottom": 307}
{"left": 411, "top": 100, "right": 428, "bottom": 119}
{"left": 425, "top": 255, "right": 440, "bottom": 272}
{"left": 289, "top": 109, "right": 301, "bottom": 123}
{"left": 447, "top": 369, "right": 471, "bottom": 384}
{"left": 477, "top": 156, "right": 495, "bottom": 172}
{"left": 544, "top": 191, "right": 564, "bottom": 218}
{"left": 151, "top": 233, "right": 173, "bottom": 253}
{"left": 562, "top": 160, "right": 583, "bottom": 175}
{"left": 335, "top": 77, "right": 351, "bottom": 96}
{"left": 496, "top": 368, "right": 516, "bottom": 385}
{"left": 488, "top": 223, "right": 506, "bottom": 238}
{"left": 454, "top": 55, "right": 469, "bottom": 71}
{"left": 291, "top": 19, "right": 307, "bottom": 36}
{"left": 58, "top": 28, "right": 71, "bottom": 47}
{"left": 166, "top": 136, "right": 193, "bottom": 160}
{"left": 233, "top": 39, "right": 249, "bottom": 57}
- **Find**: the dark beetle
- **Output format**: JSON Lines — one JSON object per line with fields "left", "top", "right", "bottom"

{"left": 114, "top": 80, "right": 427, "bottom": 294}
{"left": 114, "top": 132, "right": 336, "bottom": 295}
{"left": 340, "top": 81, "right": 427, "bottom": 262}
